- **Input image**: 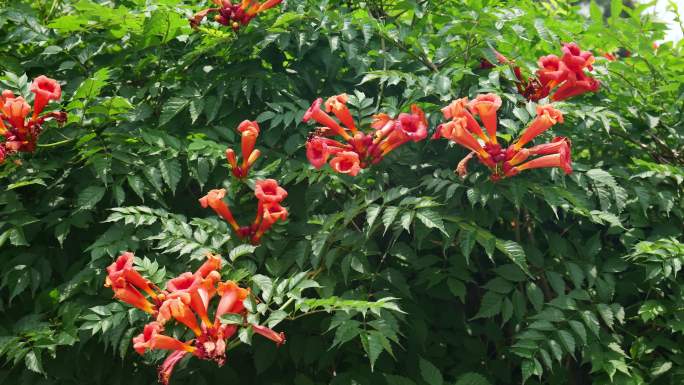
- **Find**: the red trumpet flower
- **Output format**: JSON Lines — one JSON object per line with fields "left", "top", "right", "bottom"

{"left": 0, "top": 76, "right": 66, "bottom": 165}
{"left": 199, "top": 189, "right": 241, "bottom": 231}
{"left": 200, "top": 179, "right": 288, "bottom": 245}
{"left": 467, "top": 94, "right": 502, "bottom": 145}
{"left": 254, "top": 178, "right": 288, "bottom": 203}
{"left": 201, "top": 119, "right": 288, "bottom": 245}
{"left": 190, "top": 0, "right": 283, "bottom": 31}
{"left": 252, "top": 324, "right": 286, "bottom": 346}
{"left": 107, "top": 252, "right": 285, "bottom": 385}
{"left": 105, "top": 252, "right": 159, "bottom": 299}
{"left": 561, "top": 42, "right": 595, "bottom": 72}
{"left": 551, "top": 71, "right": 600, "bottom": 102}
{"left": 512, "top": 105, "right": 564, "bottom": 150}
{"left": 436, "top": 94, "right": 572, "bottom": 180}
{"left": 502, "top": 43, "right": 599, "bottom": 102}
{"left": 30, "top": 76, "right": 62, "bottom": 118}
{"left": 225, "top": 120, "right": 261, "bottom": 178}
{"left": 329, "top": 151, "right": 361, "bottom": 176}
{"left": 303, "top": 94, "right": 428, "bottom": 176}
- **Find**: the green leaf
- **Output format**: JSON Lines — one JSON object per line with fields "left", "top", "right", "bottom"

{"left": 229, "top": 244, "right": 258, "bottom": 261}
{"left": 24, "top": 351, "right": 44, "bottom": 375}
{"left": 159, "top": 158, "right": 182, "bottom": 194}
{"left": 568, "top": 320, "right": 587, "bottom": 344}
{"left": 556, "top": 330, "right": 576, "bottom": 356}
{"left": 382, "top": 206, "right": 400, "bottom": 234}
{"left": 361, "top": 331, "right": 387, "bottom": 371}
{"left": 419, "top": 357, "right": 443, "bottom": 385}
{"left": 472, "top": 291, "right": 503, "bottom": 319}
{"left": 77, "top": 186, "right": 106, "bottom": 209}
{"left": 581, "top": 310, "right": 601, "bottom": 337}
{"left": 496, "top": 240, "right": 530, "bottom": 276}
{"left": 447, "top": 278, "right": 466, "bottom": 303}
{"left": 219, "top": 313, "right": 244, "bottom": 325}
{"left": 526, "top": 282, "right": 544, "bottom": 312}
{"left": 455, "top": 372, "right": 492, "bottom": 385}
{"left": 416, "top": 209, "right": 447, "bottom": 235}
{"left": 597, "top": 303, "right": 614, "bottom": 330}
{"left": 252, "top": 274, "right": 273, "bottom": 302}
{"left": 160, "top": 97, "right": 190, "bottom": 126}
{"left": 73, "top": 68, "right": 109, "bottom": 100}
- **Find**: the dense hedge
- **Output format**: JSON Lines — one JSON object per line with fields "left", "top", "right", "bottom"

{"left": 1, "top": 1, "right": 683, "bottom": 385}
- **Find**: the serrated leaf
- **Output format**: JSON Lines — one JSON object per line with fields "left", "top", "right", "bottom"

{"left": 160, "top": 97, "right": 189, "bottom": 126}
{"left": 229, "top": 244, "right": 258, "bottom": 261}
{"left": 77, "top": 186, "right": 106, "bottom": 209}
{"left": 419, "top": 357, "right": 443, "bottom": 385}
{"left": 568, "top": 320, "right": 587, "bottom": 344}
{"left": 416, "top": 209, "right": 447, "bottom": 235}
{"left": 472, "top": 291, "right": 503, "bottom": 319}
{"left": 496, "top": 240, "right": 530, "bottom": 276}
{"left": 159, "top": 158, "right": 182, "bottom": 194}
{"left": 556, "top": 329, "right": 576, "bottom": 356}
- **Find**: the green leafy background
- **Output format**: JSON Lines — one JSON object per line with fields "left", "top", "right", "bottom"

{"left": 1, "top": 0, "right": 683, "bottom": 384}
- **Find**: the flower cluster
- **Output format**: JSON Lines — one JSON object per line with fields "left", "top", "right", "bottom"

{"left": 0, "top": 76, "right": 66, "bottom": 164}
{"left": 303, "top": 94, "right": 427, "bottom": 176}
{"left": 516, "top": 42, "right": 600, "bottom": 101}
{"left": 200, "top": 120, "right": 287, "bottom": 244}
{"left": 190, "top": 0, "right": 282, "bottom": 31}
{"left": 200, "top": 179, "right": 288, "bottom": 244}
{"left": 105, "top": 252, "right": 285, "bottom": 384}
{"left": 433, "top": 93, "right": 572, "bottom": 180}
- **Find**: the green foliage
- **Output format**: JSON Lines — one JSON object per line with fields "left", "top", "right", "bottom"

{"left": 1, "top": 0, "right": 683, "bottom": 384}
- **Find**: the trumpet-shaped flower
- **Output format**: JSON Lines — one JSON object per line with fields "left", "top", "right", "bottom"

{"left": 304, "top": 96, "right": 428, "bottom": 175}
{"left": 551, "top": 71, "right": 600, "bottom": 101}
{"left": 158, "top": 297, "right": 202, "bottom": 336}
{"left": 110, "top": 277, "right": 157, "bottom": 314}
{"left": 437, "top": 93, "right": 573, "bottom": 180}
{"left": 215, "top": 281, "right": 250, "bottom": 320}
{"left": 467, "top": 94, "right": 501, "bottom": 144}
{"left": 306, "top": 137, "right": 330, "bottom": 169}
{"left": 254, "top": 179, "right": 288, "bottom": 203}
{"left": 325, "top": 94, "right": 357, "bottom": 133}
{"left": 536, "top": 55, "right": 569, "bottom": 89}
{"left": 105, "top": 252, "right": 158, "bottom": 299}
{"left": 30, "top": 76, "right": 61, "bottom": 118}
{"left": 199, "top": 189, "right": 240, "bottom": 231}
{"left": 303, "top": 98, "right": 351, "bottom": 140}
{"left": 107, "top": 253, "right": 285, "bottom": 385}
{"left": 2, "top": 96, "right": 30, "bottom": 131}
{"left": 512, "top": 105, "right": 564, "bottom": 150}
{"left": 329, "top": 151, "right": 361, "bottom": 176}
{"left": 195, "top": 253, "right": 222, "bottom": 278}
{"left": 395, "top": 105, "right": 428, "bottom": 142}
{"left": 561, "top": 42, "right": 595, "bottom": 72}
{"left": 252, "top": 324, "right": 286, "bottom": 346}
{"left": 0, "top": 76, "right": 66, "bottom": 164}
